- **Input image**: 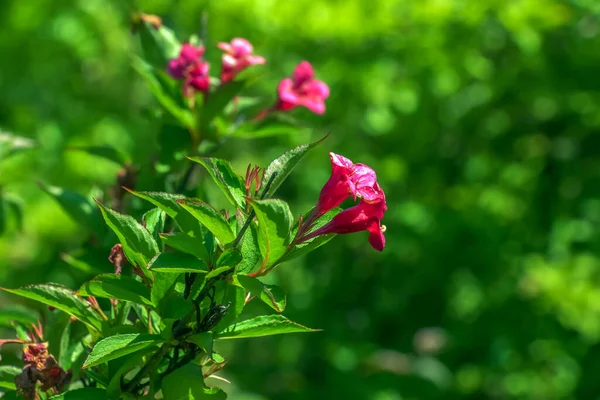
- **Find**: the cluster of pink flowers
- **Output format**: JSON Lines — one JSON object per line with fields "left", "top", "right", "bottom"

{"left": 166, "top": 38, "right": 330, "bottom": 115}
{"left": 297, "top": 153, "right": 387, "bottom": 251}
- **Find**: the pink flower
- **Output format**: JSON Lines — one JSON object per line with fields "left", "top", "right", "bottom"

{"left": 167, "top": 44, "right": 205, "bottom": 79}
{"left": 276, "top": 61, "right": 329, "bottom": 114}
{"left": 218, "top": 38, "right": 266, "bottom": 83}
{"left": 302, "top": 200, "right": 387, "bottom": 251}
{"left": 316, "top": 153, "right": 383, "bottom": 215}
{"left": 184, "top": 61, "right": 210, "bottom": 95}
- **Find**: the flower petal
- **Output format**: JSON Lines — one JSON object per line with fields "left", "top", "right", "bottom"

{"left": 278, "top": 78, "right": 299, "bottom": 104}
{"left": 293, "top": 61, "right": 314, "bottom": 84}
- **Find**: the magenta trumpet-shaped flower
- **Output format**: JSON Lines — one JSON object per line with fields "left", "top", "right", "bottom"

{"left": 276, "top": 61, "right": 330, "bottom": 114}
{"left": 316, "top": 153, "right": 383, "bottom": 215}
{"left": 218, "top": 38, "right": 266, "bottom": 83}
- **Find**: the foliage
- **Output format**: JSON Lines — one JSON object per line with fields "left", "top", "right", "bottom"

{"left": 2, "top": 0, "right": 600, "bottom": 399}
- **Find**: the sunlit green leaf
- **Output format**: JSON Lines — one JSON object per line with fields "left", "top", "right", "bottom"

{"left": 159, "top": 232, "right": 209, "bottom": 262}
{"left": 188, "top": 157, "right": 246, "bottom": 209}
{"left": 249, "top": 199, "right": 293, "bottom": 268}
{"left": 0, "top": 366, "right": 21, "bottom": 390}
{"left": 83, "top": 333, "right": 163, "bottom": 369}
{"left": 96, "top": 201, "right": 159, "bottom": 273}
{"left": 76, "top": 274, "right": 153, "bottom": 307}
{"left": 162, "top": 364, "right": 226, "bottom": 399}
{"left": 216, "top": 315, "right": 318, "bottom": 339}
{"left": 235, "top": 275, "right": 286, "bottom": 312}
{"left": 2, "top": 284, "right": 102, "bottom": 331}
{"left": 150, "top": 252, "right": 208, "bottom": 274}
{"left": 260, "top": 135, "right": 326, "bottom": 199}
{"left": 179, "top": 201, "right": 235, "bottom": 245}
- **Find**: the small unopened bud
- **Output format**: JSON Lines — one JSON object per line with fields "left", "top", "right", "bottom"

{"left": 108, "top": 244, "right": 126, "bottom": 275}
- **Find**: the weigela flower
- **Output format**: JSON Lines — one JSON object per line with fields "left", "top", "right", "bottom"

{"left": 184, "top": 61, "right": 210, "bottom": 95}
{"left": 303, "top": 199, "right": 387, "bottom": 251}
{"left": 166, "top": 44, "right": 210, "bottom": 96}
{"left": 167, "top": 44, "right": 205, "bottom": 79}
{"left": 316, "top": 153, "right": 383, "bottom": 215}
{"left": 276, "top": 61, "right": 329, "bottom": 114}
{"left": 218, "top": 38, "right": 265, "bottom": 83}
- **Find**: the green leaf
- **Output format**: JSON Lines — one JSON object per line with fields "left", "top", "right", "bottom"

{"left": 235, "top": 275, "right": 286, "bottom": 312}
{"left": 205, "top": 266, "right": 232, "bottom": 280}
{"left": 249, "top": 199, "right": 293, "bottom": 268}
{"left": 138, "top": 21, "right": 180, "bottom": 67}
{"left": 40, "top": 183, "right": 105, "bottom": 234}
{"left": 150, "top": 252, "right": 209, "bottom": 273}
{"left": 187, "top": 331, "right": 213, "bottom": 355}
{"left": 283, "top": 207, "right": 341, "bottom": 262}
{"left": 0, "top": 366, "right": 21, "bottom": 390}
{"left": 216, "top": 315, "right": 318, "bottom": 339}
{"left": 127, "top": 190, "right": 202, "bottom": 238}
{"left": 188, "top": 157, "right": 246, "bottom": 209}
{"left": 0, "top": 305, "right": 39, "bottom": 327}
{"left": 0, "top": 131, "right": 35, "bottom": 160}
{"left": 76, "top": 274, "right": 153, "bottom": 307}
{"left": 143, "top": 208, "right": 166, "bottom": 236}
{"left": 132, "top": 56, "right": 195, "bottom": 128}
{"left": 66, "top": 145, "right": 127, "bottom": 164}
{"left": 160, "top": 232, "right": 209, "bottom": 262}
{"left": 236, "top": 214, "right": 261, "bottom": 274}
{"left": 83, "top": 333, "right": 163, "bottom": 369}
{"left": 2, "top": 284, "right": 102, "bottom": 331}
{"left": 151, "top": 271, "right": 181, "bottom": 307}
{"left": 260, "top": 135, "right": 327, "bottom": 199}
{"left": 213, "top": 282, "right": 245, "bottom": 333}
{"left": 162, "top": 364, "right": 226, "bottom": 400}
{"left": 200, "top": 80, "right": 246, "bottom": 129}
{"left": 232, "top": 124, "right": 307, "bottom": 139}
{"left": 4, "top": 196, "right": 23, "bottom": 233}
{"left": 217, "top": 248, "right": 242, "bottom": 268}
{"left": 96, "top": 201, "right": 159, "bottom": 272}
{"left": 48, "top": 388, "right": 109, "bottom": 400}
{"left": 179, "top": 201, "right": 235, "bottom": 245}
{"left": 60, "top": 253, "right": 107, "bottom": 275}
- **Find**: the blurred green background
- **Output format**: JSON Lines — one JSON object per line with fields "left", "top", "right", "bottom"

{"left": 3, "top": 0, "right": 600, "bottom": 398}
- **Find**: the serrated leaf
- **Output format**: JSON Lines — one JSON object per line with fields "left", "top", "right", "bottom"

{"left": 249, "top": 199, "right": 293, "bottom": 268}
{"left": 216, "top": 248, "right": 242, "bottom": 268}
{"left": 76, "top": 274, "right": 153, "bottom": 307}
{"left": 236, "top": 213, "right": 261, "bottom": 273}
{"left": 160, "top": 232, "right": 209, "bottom": 262}
{"left": 162, "top": 364, "right": 226, "bottom": 400}
{"left": 143, "top": 208, "right": 166, "bottom": 250}
{"left": 188, "top": 157, "right": 246, "bottom": 209}
{"left": 96, "top": 201, "right": 159, "bottom": 273}
{"left": 151, "top": 271, "right": 181, "bottom": 307}
{"left": 215, "top": 315, "right": 318, "bottom": 339}
{"left": 126, "top": 190, "right": 202, "bottom": 238}
{"left": 83, "top": 334, "right": 163, "bottom": 369}
{"left": 235, "top": 275, "right": 286, "bottom": 312}
{"left": 260, "top": 135, "right": 326, "bottom": 199}
{"left": 0, "top": 366, "right": 21, "bottom": 390}
{"left": 179, "top": 201, "right": 235, "bottom": 245}
{"left": 212, "top": 283, "right": 245, "bottom": 333}
{"left": 66, "top": 145, "right": 127, "bottom": 164}
{"left": 150, "top": 252, "right": 209, "bottom": 273}
{"left": 2, "top": 284, "right": 102, "bottom": 331}
{"left": 40, "top": 184, "right": 105, "bottom": 234}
